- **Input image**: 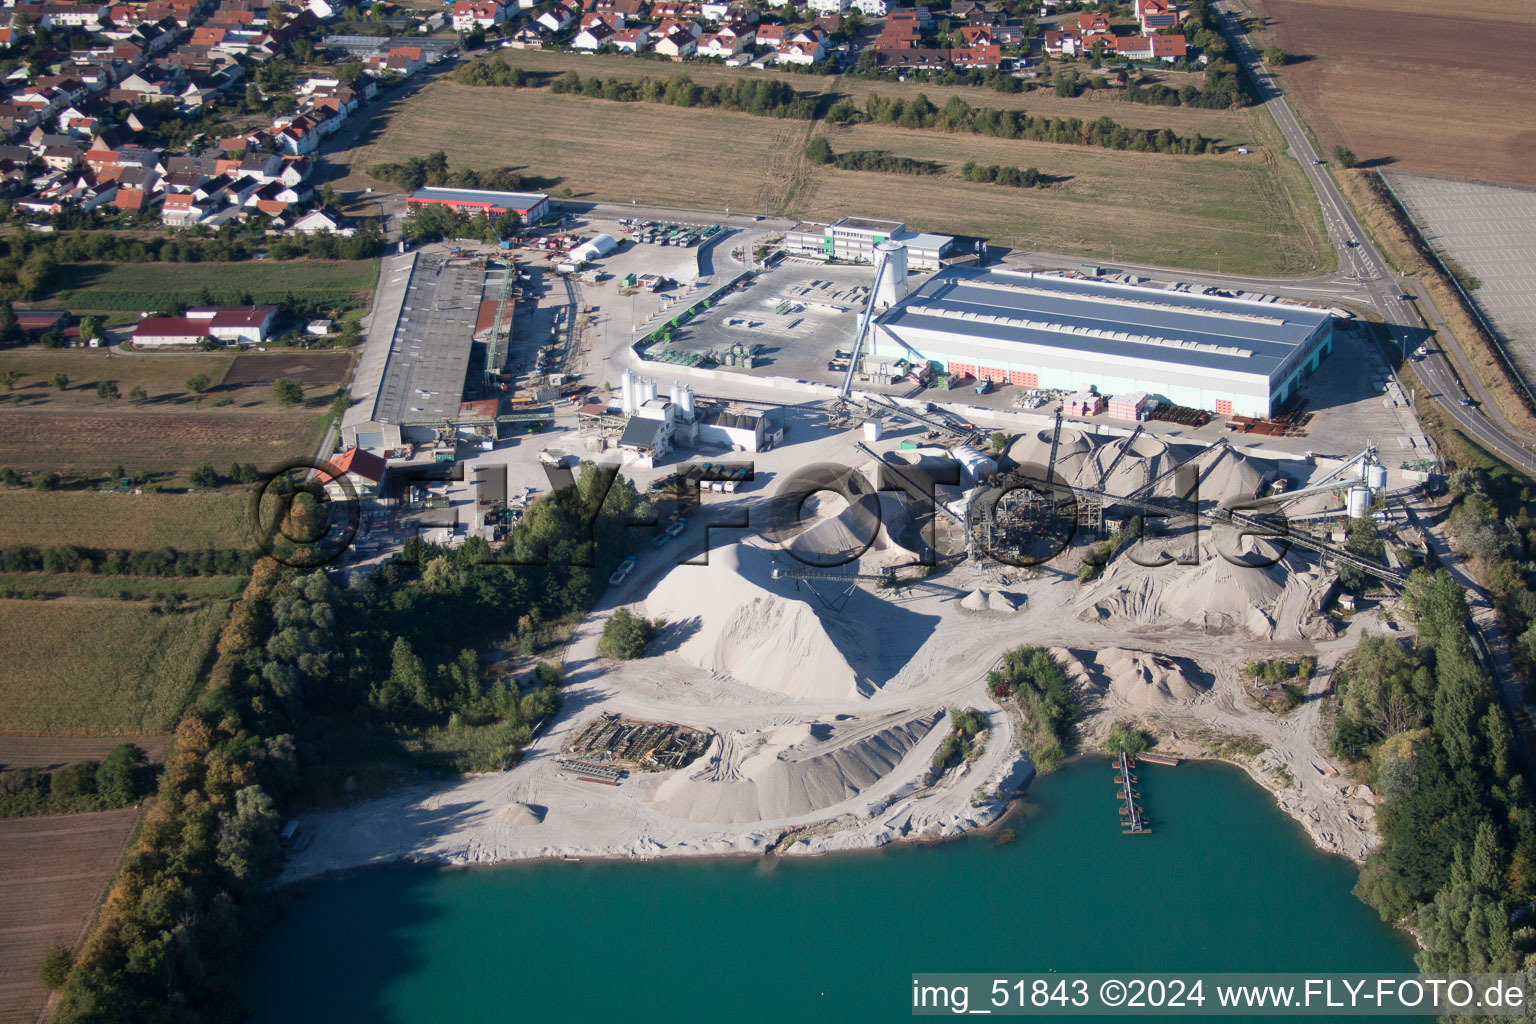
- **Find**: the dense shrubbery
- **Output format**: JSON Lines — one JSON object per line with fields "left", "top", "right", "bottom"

{"left": 600, "top": 607, "right": 659, "bottom": 660}
{"left": 1102, "top": 722, "right": 1152, "bottom": 756}
{"left": 932, "top": 706, "right": 987, "bottom": 772}
{"left": 453, "top": 54, "right": 526, "bottom": 87}
{"left": 989, "top": 646, "right": 1077, "bottom": 771}
{"left": 0, "top": 744, "right": 149, "bottom": 817}
{"left": 831, "top": 150, "right": 943, "bottom": 175}
{"left": 370, "top": 149, "right": 532, "bottom": 195}
{"left": 961, "top": 161, "right": 1043, "bottom": 188}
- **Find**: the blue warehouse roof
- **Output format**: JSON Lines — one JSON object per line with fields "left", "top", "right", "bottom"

{"left": 877, "top": 266, "right": 1332, "bottom": 380}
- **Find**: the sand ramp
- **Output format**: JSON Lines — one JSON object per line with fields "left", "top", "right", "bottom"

{"left": 646, "top": 709, "right": 944, "bottom": 824}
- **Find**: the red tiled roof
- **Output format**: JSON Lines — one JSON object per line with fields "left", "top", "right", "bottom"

{"left": 318, "top": 447, "right": 386, "bottom": 484}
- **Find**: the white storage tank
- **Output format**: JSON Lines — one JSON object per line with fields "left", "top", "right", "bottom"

{"left": 680, "top": 385, "right": 695, "bottom": 420}
{"left": 620, "top": 369, "right": 637, "bottom": 414}
{"left": 569, "top": 233, "right": 617, "bottom": 264}
{"left": 1347, "top": 484, "right": 1371, "bottom": 520}
{"left": 873, "top": 241, "right": 909, "bottom": 308}
{"left": 1365, "top": 463, "right": 1388, "bottom": 490}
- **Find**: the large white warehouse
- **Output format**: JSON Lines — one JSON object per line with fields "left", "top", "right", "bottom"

{"left": 869, "top": 266, "right": 1335, "bottom": 418}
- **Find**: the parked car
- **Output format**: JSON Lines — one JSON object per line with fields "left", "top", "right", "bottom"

{"left": 666, "top": 517, "right": 688, "bottom": 538}
{"left": 609, "top": 555, "right": 638, "bottom": 585}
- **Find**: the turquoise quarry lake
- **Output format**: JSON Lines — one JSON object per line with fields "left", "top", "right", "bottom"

{"left": 246, "top": 759, "right": 1413, "bottom": 1022}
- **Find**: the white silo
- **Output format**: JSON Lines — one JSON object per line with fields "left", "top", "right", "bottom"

{"left": 640, "top": 377, "right": 656, "bottom": 404}
{"left": 670, "top": 380, "right": 683, "bottom": 406}
{"left": 620, "top": 369, "right": 637, "bottom": 414}
{"left": 873, "top": 241, "right": 909, "bottom": 307}
{"left": 680, "top": 385, "right": 695, "bottom": 420}
{"left": 1347, "top": 484, "right": 1371, "bottom": 520}
{"left": 1365, "top": 462, "right": 1387, "bottom": 491}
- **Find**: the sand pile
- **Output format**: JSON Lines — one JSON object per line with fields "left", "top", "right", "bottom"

{"left": 644, "top": 543, "right": 873, "bottom": 700}
{"left": 647, "top": 709, "right": 944, "bottom": 823}
{"left": 962, "top": 589, "right": 1024, "bottom": 613}
{"left": 496, "top": 802, "right": 544, "bottom": 826}
{"left": 1057, "top": 647, "right": 1211, "bottom": 709}
{"left": 1075, "top": 534, "right": 1335, "bottom": 638}
{"left": 782, "top": 480, "right": 914, "bottom": 570}
{"left": 1005, "top": 430, "right": 1268, "bottom": 508}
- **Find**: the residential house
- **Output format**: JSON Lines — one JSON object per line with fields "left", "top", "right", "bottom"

{"left": 776, "top": 28, "right": 826, "bottom": 64}
{"left": 852, "top": 0, "right": 886, "bottom": 14}
{"left": 611, "top": 25, "right": 651, "bottom": 50}
{"left": 805, "top": 0, "right": 847, "bottom": 13}
{"left": 37, "top": 2, "right": 109, "bottom": 30}
{"left": 949, "top": 42, "right": 1000, "bottom": 67}
{"left": 1135, "top": 0, "right": 1179, "bottom": 31}
{"left": 873, "top": 46, "right": 949, "bottom": 70}
{"left": 451, "top": 0, "right": 504, "bottom": 31}
{"left": 112, "top": 165, "right": 161, "bottom": 211}
{"left": 753, "top": 24, "right": 785, "bottom": 47}
{"left": 318, "top": 447, "right": 387, "bottom": 501}
{"left": 1042, "top": 29, "right": 1082, "bottom": 56}
{"left": 873, "top": 18, "right": 920, "bottom": 49}
{"left": 290, "top": 208, "right": 354, "bottom": 235}
{"left": 1076, "top": 12, "right": 1111, "bottom": 35}
{"left": 1113, "top": 33, "right": 1185, "bottom": 59}
{"left": 593, "top": 0, "right": 645, "bottom": 14}
{"left": 535, "top": 4, "right": 575, "bottom": 32}
{"left": 580, "top": 11, "right": 624, "bottom": 28}
{"left": 572, "top": 20, "right": 615, "bottom": 47}
{"left": 653, "top": 24, "right": 697, "bottom": 57}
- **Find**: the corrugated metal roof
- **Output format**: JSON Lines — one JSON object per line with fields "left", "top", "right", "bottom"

{"left": 878, "top": 266, "right": 1331, "bottom": 378}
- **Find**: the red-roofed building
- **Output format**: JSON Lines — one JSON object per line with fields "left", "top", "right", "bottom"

{"left": 1136, "top": 0, "right": 1180, "bottom": 31}
{"left": 186, "top": 305, "right": 279, "bottom": 343}
{"left": 1076, "top": 12, "right": 1111, "bottom": 34}
{"left": 318, "top": 447, "right": 388, "bottom": 498}
{"left": 132, "top": 316, "right": 211, "bottom": 348}
{"left": 1113, "top": 33, "right": 1185, "bottom": 60}
{"left": 950, "top": 43, "right": 1001, "bottom": 67}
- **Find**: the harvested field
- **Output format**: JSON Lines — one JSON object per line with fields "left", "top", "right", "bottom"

{"left": 0, "top": 573, "right": 247, "bottom": 602}
{"left": 0, "top": 735, "right": 169, "bottom": 772}
{"left": 342, "top": 83, "right": 1330, "bottom": 276}
{"left": 0, "top": 598, "right": 230, "bottom": 733}
{"left": 223, "top": 350, "right": 352, "bottom": 388}
{"left": 0, "top": 490, "right": 252, "bottom": 549}
{"left": 483, "top": 49, "right": 1262, "bottom": 147}
{"left": 0, "top": 808, "right": 140, "bottom": 1024}
{"left": 1250, "top": 0, "right": 1536, "bottom": 187}
{"left": 0, "top": 408, "right": 324, "bottom": 477}
{"left": 36, "top": 259, "right": 379, "bottom": 313}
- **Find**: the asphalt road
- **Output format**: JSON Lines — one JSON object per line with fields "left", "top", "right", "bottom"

{"left": 1215, "top": 0, "right": 1536, "bottom": 469}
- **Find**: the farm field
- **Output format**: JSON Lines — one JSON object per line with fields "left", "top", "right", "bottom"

{"left": 32, "top": 259, "right": 380, "bottom": 313}
{"left": 0, "top": 490, "right": 252, "bottom": 549}
{"left": 0, "top": 735, "right": 170, "bottom": 772}
{"left": 0, "top": 348, "right": 343, "bottom": 476}
{"left": 1249, "top": 0, "right": 1536, "bottom": 187}
{"left": 0, "top": 407, "right": 324, "bottom": 477}
{"left": 490, "top": 49, "right": 1261, "bottom": 147}
{"left": 0, "top": 808, "right": 140, "bottom": 1024}
{"left": 0, "top": 597, "right": 230, "bottom": 733}
{"left": 343, "top": 83, "right": 1331, "bottom": 276}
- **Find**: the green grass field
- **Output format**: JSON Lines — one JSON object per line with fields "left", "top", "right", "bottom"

{"left": 39, "top": 259, "right": 380, "bottom": 313}
{"left": 0, "top": 490, "right": 255, "bottom": 549}
{"left": 0, "top": 597, "right": 230, "bottom": 733}
{"left": 0, "top": 574, "right": 246, "bottom": 601}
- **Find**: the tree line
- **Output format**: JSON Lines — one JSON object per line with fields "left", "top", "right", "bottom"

{"left": 369, "top": 149, "right": 532, "bottom": 195}
{"left": 547, "top": 70, "right": 818, "bottom": 119}
{"left": 1336, "top": 566, "right": 1536, "bottom": 974}
{"left": 0, "top": 225, "right": 382, "bottom": 304}
{"left": 0, "top": 544, "right": 257, "bottom": 577}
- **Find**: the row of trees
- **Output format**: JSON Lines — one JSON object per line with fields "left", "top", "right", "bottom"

{"left": 1335, "top": 567, "right": 1536, "bottom": 974}
{"left": 803, "top": 137, "right": 943, "bottom": 175}
{"left": 0, "top": 544, "right": 256, "bottom": 577}
{"left": 839, "top": 92, "right": 1218, "bottom": 155}
{"left": 547, "top": 70, "right": 817, "bottom": 119}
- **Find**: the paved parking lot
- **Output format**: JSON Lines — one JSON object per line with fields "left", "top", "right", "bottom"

{"left": 1387, "top": 172, "right": 1536, "bottom": 382}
